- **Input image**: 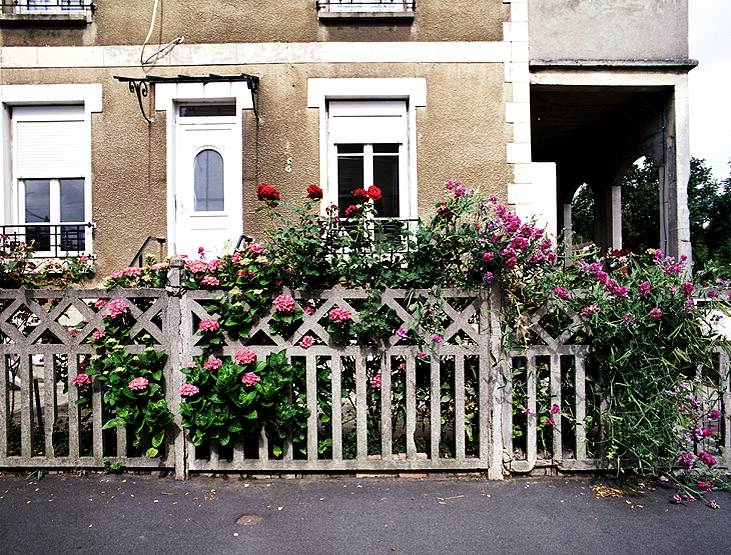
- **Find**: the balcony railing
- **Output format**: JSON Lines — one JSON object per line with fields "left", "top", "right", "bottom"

{"left": 0, "top": 1, "right": 93, "bottom": 17}
{"left": 0, "top": 222, "right": 94, "bottom": 258}
{"left": 316, "top": 1, "right": 415, "bottom": 13}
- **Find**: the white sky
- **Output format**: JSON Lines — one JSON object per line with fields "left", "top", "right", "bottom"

{"left": 689, "top": 0, "right": 731, "bottom": 180}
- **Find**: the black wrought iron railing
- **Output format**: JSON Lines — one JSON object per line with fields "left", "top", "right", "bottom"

{"left": 324, "top": 217, "right": 420, "bottom": 259}
{"left": 316, "top": 1, "right": 415, "bottom": 11}
{"left": 0, "top": 1, "right": 93, "bottom": 14}
{"left": 0, "top": 222, "right": 94, "bottom": 258}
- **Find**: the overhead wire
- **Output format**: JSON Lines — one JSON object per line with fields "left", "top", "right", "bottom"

{"left": 140, "top": 0, "right": 184, "bottom": 66}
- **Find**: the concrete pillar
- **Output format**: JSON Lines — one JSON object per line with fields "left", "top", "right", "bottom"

{"left": 661, "top": 79, "right": 692, "bottom": 262}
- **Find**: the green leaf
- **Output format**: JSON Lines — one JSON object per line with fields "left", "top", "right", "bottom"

{"left": 102, "top": 417, "right": 127, "bottom": 429}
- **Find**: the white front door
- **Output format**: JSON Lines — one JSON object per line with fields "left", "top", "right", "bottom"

{"left": 173, "top": 104, "right": 242, "bottom": 258}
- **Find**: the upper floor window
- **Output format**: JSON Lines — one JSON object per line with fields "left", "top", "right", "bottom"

{"left": 317, "top": 1, "right": 415, "bottom": 19}
{"left": 1, "top": 0, "right": 93, "bottom": 22}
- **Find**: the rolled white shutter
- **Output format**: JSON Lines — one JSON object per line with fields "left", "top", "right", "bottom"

{"left": 14, "top": 106, "right": 84, "bottom": 179}
{"left": 328, "top": 100, "right": 407, "bottom": 144}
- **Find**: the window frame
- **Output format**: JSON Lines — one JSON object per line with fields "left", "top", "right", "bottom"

{"left": 308, "top": 78, "right": 426, "bottom": 221}
{"left": 0, "top": 84, "right": 101, "bottom": 258}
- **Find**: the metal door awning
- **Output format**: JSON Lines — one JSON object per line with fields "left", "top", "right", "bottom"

{"left": 113, "top": 74, "right": 259, "bottom": 123}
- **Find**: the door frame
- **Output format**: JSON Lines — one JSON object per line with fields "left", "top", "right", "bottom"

{"left": 156, "top": 81, "right": 254, "bottom": 256}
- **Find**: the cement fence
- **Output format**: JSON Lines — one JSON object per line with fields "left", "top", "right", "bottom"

{"left": 0, "top": 268, "right": 728, "bottom": 479}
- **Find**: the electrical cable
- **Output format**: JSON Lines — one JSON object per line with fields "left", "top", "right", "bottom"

{"left": 140, "top": 0, "right": 184, "bottom": 66}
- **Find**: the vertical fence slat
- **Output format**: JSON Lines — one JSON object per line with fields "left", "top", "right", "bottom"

{"left": 405, "top": 357, "right": 416, "bottom": 459}
{"left": 430, "top": 358, "right": 440, "bottom": 460}
{"left": 722, "top": 350, "right": 731, "bottom": 468}
{"left": 575, "top": 354, "right": 587, "bottom": 461}
{"left": 356, "top": 355, "right": 367, "bottom": 460}
{"left": 332, "top": 356, "right": 342, "bottom": 461}
{"left": 258, "top": 428, "right": 268, "bottom": 460}
{"left": 307, "top": 354, "right": 318, "bottom": 463}
{"left": 551, "top": 353, "right": 562, "bottom": 461}
{"left": 455, "top": 356, "right": 465, "bottom": 460}
{"left": 478, "top": 354, "right": 489, "bottom": 463}
{"left": 20, "top": 354, "right": 31, "bottom": 458}
{"left": 527, "top": 357, "right": 537, "bottom": 468}
{"left": 0, "top": 355, "right": 8, "bottom": 458}
{"left": 210, "top": 439, "right": 220, "bottom": 466}
{"left": 67, "top": 356, "right": 80, "bottom": 459}
{"left": 44, "top": 355, "right": 55, "bottom": 457}
{"left": 381, "top": 356, "right": 392, "bottom": 462}
{"left": 91, "top": 368, "right": 103, "bottom": 462}
{"left": 116, "top": 423, "right": 127, "bottom": 459}
{"left": 232, "top": 441, "right": 244, "bottom": 463}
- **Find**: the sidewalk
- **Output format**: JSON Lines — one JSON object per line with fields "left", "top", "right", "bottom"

{"left": 0, "top": 472, "right": 728, "bottom": 554}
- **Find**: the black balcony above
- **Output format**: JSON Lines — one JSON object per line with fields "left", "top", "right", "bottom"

{"left": 317, "top": 0, "right": 415, "bottom": 20}
{"left": 0, "top": 1, "right": 94, "bottom": 24}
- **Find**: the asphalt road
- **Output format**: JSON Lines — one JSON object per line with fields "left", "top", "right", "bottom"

{"left": 0, "top": 472, "right": 728, "bottom": 554}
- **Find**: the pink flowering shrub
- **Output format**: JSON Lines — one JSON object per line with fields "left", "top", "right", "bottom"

{"left": 128, "top": 377, "right": 149, "bottom": 391}
{"left": 179, "top": 383, "right": 199, "bottom": 397}
{"left": 72, "top": 373, "right": 91, "bottom": 387}
{"left": 234, "top": 348, "right": 257, "bottom": 365}
{"left": 180, "top": 350, "right": 310, "bottom": 456}
{"left": 101, "top": 299, "right": 130, "bottom": 319}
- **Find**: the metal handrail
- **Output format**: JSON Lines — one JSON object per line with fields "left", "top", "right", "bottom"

{"left": 130, "top": 236, "right": 166, "bottom": 267}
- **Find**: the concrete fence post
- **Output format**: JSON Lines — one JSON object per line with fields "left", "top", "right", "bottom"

{"left": 165, "top": 256, "right": 187, "bottom": 479}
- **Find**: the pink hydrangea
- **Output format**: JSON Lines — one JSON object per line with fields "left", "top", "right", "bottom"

{"left": 241, "top": 372, "right": 260, "bottom": 387}
{"left": 101, "top": 299, "right": 130, "bottom": 319}
{"left": 204, "top": 358, "right": 222, "bottom": 371}
{"left": 299, "top": 335, "right": 314, "bottom": 349}
{"left": 207, "top": 259, "right": 224, "bottom": 271}
{"left": 91, "top": 330, "right": 106, "bottom": 340}
{"left": 329, "top": 307, "right": 351, "bottom": 323}
{"left": 200, "top": 275, "right": 220, "bottom": 287}
{"left": 234, "top": 348, "right": 256, "bottom": 365}
{"left": 370, "top": 374, "right": 382, "bottom": 389}
{"left": 198, "top": 319, "right": 219, "bottom": 333}
{"left": 248, "top": 243, "right": 264, "bottom": 254}
{"left": 272, "top": 294, "right": 296, "bottom": 313}
{"left": 94, "top": 299, "right": 108, "bottom": 309}
{"left": 187, "top": 360, "right": 197, "bottom": 368}
{"left": 128, "top": 377, "right": 149, "bottom": 391}
{"left": 179, "top": 383, "right": 200, "bottom": 397}
{"left": 72, "top": 374, "right": 91, "bottom": 387}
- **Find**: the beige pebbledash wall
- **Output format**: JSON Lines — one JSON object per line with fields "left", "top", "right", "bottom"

{"left": 0, "top": 0, "right": 509, "bottom": 47}
{"left": 1, "top": 60, "right": 511, "bottom": 279}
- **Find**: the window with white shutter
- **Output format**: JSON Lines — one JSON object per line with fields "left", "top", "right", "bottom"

{"left": 11, "top": 105, "right": 91, "bottom": 255}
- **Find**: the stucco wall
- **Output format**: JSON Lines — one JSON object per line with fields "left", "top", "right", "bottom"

{"left": 528, "top": 0, "right": 689, "bottom": 62}
{"left": 1, "top": 61, "right": 509, "bottom": 278}
{"left": 0, "top": 0, "right": 508, "bottom": 47}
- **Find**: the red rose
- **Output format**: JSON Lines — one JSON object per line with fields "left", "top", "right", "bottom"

{"left": 367, "top": 186, "right": 382, "bottom": 201}
{"left": 345, "top": 205, "right": 360, "bottom": 217}
{"left": 352, "top": 188, "right": 369, "bottom": 203}
{"left": 257, "top": 183, "right": 280, "bottom": 203}
{"left": 306, "top": 184, "right": 323, "bottom": 200}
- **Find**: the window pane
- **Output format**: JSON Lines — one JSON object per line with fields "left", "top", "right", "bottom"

{"left": 24, "top": 179, "right": 51, "bottom": 251}
{"left": 194, "top": 149, "right": 224, "bottom": 212}
{"left": 180, "top": 104, "right": 236, "bottom": 117}
{"left": 373, "top": 143, "right": 399, "bottom": 153}
{"left": 337, "top": 144, "right": 364, "bottom": 154}
{"left": 60, "top": 179, "right": 85, "bottom": 222}
{"left": 337, "top": 154, "right": 364, "bottom": 216}
{"left": 373, "top": 155, "right": 400, "bottom": 217}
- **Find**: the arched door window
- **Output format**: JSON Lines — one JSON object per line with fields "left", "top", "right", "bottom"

{"left": 193, "top": 149, "right": 224, "bottom": 211}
